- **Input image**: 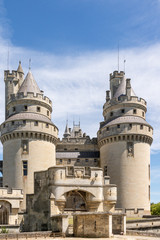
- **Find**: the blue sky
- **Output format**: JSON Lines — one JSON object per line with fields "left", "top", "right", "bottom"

{"left": 0, "top": 0, "right": 160, "bottom": 203}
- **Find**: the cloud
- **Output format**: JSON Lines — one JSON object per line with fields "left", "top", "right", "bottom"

{"left": 0, "top": 41, "right": 160, "bottom": 152}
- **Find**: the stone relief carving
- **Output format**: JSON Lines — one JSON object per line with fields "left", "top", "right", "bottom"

{"left": 22, "top": 140, "right": 29, "bottom": 154}
{"left": 127, "top": 142, "right": 134, "bottom": 157}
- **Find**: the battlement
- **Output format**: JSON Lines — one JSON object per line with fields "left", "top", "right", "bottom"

{"left": 4, "top": 70, "right": 18, "bottom": 79}
{"left": 8, "top": 92, "right": 52, "bottom": 106}
{"left": 118, "top": 95, "right": 146, "bottom": 105}
{"left": 104, "top": 95, "right": 147, "bottom": 110}
{"left": 0, "top": 187, "right": 23, "bottom": 198}
{"left": 110, "top": 70, "right": 125, "bottom": 80}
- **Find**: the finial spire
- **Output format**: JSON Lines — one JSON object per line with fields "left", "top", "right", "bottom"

{"left": 17, "top": 60, "right": 24, "bottom": 74}
{"left": 118, "top": 42, "right": 119, "bottom": 72}
{"left": 29, "top": 59, "right": 31, "bottom": 70}
{"left": 7, "top": 44, "right": 10, "bottom": 70}
{"left": 124, "top": 59, "right": 126, "bottom": 73}
{"left": 63, "top": 120, "right": 71, "bottom": 138}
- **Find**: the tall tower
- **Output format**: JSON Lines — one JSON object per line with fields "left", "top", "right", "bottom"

{"left": 98, "top": 71, "right": 153, "bottom": 215}
{"left": 1, "top": 63, "right": 58, "bottom": 204}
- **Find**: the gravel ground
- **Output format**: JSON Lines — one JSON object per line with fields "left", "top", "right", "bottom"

{"left": 1, "top": 236, "right": 159, "bottom": 240}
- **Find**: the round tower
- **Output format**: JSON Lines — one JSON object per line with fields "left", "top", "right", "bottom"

{"left": 98, "top": 71, "right": 153, "bottom": 215}
{"left": 1, "top": 64, "right": 58, "bottom": 199}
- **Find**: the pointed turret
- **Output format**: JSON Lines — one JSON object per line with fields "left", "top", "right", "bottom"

{"left": 17, "top": 61, "right": 24, "bottom": 74}
{"left": 63, "top": 121, "right": 71, "bottom": 138}
{"left": 18, "top": 70, "right": 41, "bottom": 95}
{"left": 17, "top": 61, "right": 24, "bottom": 89}
{"left": 113, "top": 75, "right": 136, "bottom": 99}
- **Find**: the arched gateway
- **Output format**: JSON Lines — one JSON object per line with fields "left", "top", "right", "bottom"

{"left": 64, "top": 190, "right": 87, "bottom": 211}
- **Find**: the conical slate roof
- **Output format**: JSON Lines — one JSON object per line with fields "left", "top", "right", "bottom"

{"left": 17, "top": 61, "right": 24, "bottom": 74}
{"left": 113, "top": 76, "right": 136, "bottom": 98}
{"left": 18, "top": 70, "right": 41, "bottom": 95}
{"left": 63, "top": 122, "right": 71, "bottom": 137}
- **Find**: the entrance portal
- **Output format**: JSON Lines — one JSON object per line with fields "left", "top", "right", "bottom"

{"left": 65, "top": 191, "right": 87, "bottom": 211}
{"left": 0, "top": 201, "right": 10, "bottom": 224}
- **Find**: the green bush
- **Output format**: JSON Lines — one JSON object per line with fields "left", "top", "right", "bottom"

{"left": 151, "top": 202, "right": 160, "bottom": 215}
{"left": 1, "top": 227, "right": 9, "bottom": 234}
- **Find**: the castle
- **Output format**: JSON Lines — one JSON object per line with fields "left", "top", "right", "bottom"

{"left": 0, "top": 62, "right": 153, "bottom": 234}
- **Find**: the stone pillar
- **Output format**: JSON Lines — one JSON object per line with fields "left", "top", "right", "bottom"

{"left": 108, "top": 214, "right": 113, "bottom": 238}
{"left": 121, "top": 215, "right": 126, "bottom": 235}
{"left": 62, "top": 215, "right": 69, "bottom": 235}
{"left": 56, "top": 201, "right": 66, "bottom": 213}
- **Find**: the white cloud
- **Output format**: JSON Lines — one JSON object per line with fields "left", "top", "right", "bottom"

{"left": 0, "top": 42, "right": 160, "bottom": 151}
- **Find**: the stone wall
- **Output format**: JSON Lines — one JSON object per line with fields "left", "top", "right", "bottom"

{"left": 73, "top": 212, "right": 126, "bottom": 238}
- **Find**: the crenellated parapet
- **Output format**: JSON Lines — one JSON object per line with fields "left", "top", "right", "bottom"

{"left": 4, "top": 70, "right": 20, "bottom": 81}
{"left": 103, "top": 96, "right": 147, "bottom": 113}
{"left": 102, "top": 95, "right": 148, "bottom": 125}
{"left": 9, "top": 92, "right": 52, "bottom": 106}
{"left": 0, "top": 188, "right": 23, "bottom": 198}
{"left": 5, "top": 92, "right": 52, "bottom": 120}
{"left": 110, "top": 70, "right": 124, "bottom": 80}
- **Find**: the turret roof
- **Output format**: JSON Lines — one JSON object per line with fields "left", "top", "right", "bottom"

{"left": 5, "top": 112, "right": 53, "bottom": 124}
{"left": 17, "top": 61, "right": 24, "bottom": 74}
{"left": 18, "top": 70, "right": 41, "bottom": 95}
{"left": 103, "top": 116, "right": 152, "bottom": 128}
{"left": 113, "top": 76, "right": 136, "bottom": 98}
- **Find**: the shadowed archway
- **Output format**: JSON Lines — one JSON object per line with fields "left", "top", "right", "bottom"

{"left": 0, "top": 201, "right": 11, "bottom": 224}
{"left": 64, "top": 190, "right": 87, "bottom": 211}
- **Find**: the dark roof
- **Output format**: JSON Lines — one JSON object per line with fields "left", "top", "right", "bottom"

{"left": 18, "top": 71, "right": 41, "bottom": 95}
{"left": 103, "top": 116, "right": 151, "bottom": 128}
{"left": 5, "top": 112, "right": 52, "bottom": 124}
{"left": 113, "top": 77, "right": 136, "bottom": 98}
{"left": 56, "top": 151, "right": 100, "bottom": 159}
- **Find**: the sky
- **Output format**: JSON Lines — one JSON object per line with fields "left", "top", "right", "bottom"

{"left": 0, "top": 0, "right": 160, "bottom": 203}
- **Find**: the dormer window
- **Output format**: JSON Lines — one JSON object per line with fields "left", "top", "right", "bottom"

{"left": 35, "top": 121, "right": 38, "bottom": 126}
{"left": 68, "top": 159, "right": 71, "bottom": 164}
{"left": 24, "top": 105, "right": 28, "bottom": 111}
{"left": 133, "top": 109, "right": 137, "bottom": 114}
{"left": 37, "top": 107, "right": 41, "bottom": 112}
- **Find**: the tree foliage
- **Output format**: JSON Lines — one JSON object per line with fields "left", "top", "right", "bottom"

{"left": 151, "top": 202, "right": 160, "bottom": 215}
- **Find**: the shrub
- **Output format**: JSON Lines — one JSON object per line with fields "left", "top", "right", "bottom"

{"left": 151, "top": 202, "right": 160, "bottom": 215}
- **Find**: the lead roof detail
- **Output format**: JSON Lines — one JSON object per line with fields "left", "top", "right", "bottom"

{"left": 18, "top": 70, "right": 41, "bottom": 95}
{"left": 113, "top": 76, "right": 136, "bottom": 98}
